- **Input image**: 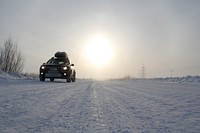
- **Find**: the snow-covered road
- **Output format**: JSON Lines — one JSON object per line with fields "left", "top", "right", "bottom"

{"left": 0, "top": 79, "right": 200, "bottom": 133}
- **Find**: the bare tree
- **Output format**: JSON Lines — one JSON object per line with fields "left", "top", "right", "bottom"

{"left": 0, "top": 38, "right": 24, "bottom": 73}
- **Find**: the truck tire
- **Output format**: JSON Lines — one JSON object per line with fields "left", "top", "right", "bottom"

{"left": 67, "top": 75, "right": 71, "bottom": 83}
{"left": 72, "top": 73, "right": 76, "bottom": 82}
{"left": 40, "top": 76, "right": 45, "bottom": 81}
{"left": 50, "top": 78, "right": 54, "bottom": 82}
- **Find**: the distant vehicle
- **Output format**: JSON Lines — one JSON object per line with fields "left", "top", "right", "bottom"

{"left": 39, "top": 51, "right": 76, "bottom": 82}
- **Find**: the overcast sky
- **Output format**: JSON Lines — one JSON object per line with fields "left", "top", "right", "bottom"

{"left": 0, "top": 0, "right": 200, "bottom": 79}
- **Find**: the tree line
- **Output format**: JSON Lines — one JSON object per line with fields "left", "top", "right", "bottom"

{"left": 0, "top": 38, "right": 24, "bottom": 73}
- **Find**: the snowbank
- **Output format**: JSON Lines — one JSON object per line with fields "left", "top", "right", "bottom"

{"left": 154, "top": 75, "right": 200, "bottom": 83}
{"left": 0, "top": 70, "right": 36, "bottom": 80}
{"left": 1, "top": 69, "right": 200, "bottom": 83}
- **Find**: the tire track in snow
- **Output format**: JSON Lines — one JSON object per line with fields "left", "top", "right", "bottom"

{"left": 39, "top": 81, "right": 109, "bottom": 133}
{"left": 1, "top": 80, "right": 200, "bottom": 133}
{"left": 0, "top": 80, "right": 93, "bottom": 133}
{"left": 95, "top": 83, "right": 138, "bottom": 132}
{"left": 101, "top": 80, "right": 200, "bottom": 133}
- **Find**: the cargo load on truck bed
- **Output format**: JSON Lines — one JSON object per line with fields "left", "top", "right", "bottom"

{"left": 55, "top": 51, "right": 68, "bottom": 58}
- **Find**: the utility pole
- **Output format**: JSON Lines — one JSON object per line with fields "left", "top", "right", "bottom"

{"left": 141, "top": 64, "right": 146, "bottom": 79}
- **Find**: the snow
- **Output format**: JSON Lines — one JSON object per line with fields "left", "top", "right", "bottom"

{"left": 153, "top": 75, "right": 200, "bottom": 83}
{"left": 0, "top": 70, "right": 34, "bottom": 80}
{"left": 0, "top": 73, "right": 200, "bottom": 132}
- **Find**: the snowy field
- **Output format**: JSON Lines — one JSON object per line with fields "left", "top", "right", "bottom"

{"left": 0, "top": 78, "right": 200, "bottom": 133}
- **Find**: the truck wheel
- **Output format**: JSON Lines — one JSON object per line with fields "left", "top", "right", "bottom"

{"left": 50, "top": 78, "right": 54, "bottom": 82}
{"left": 72, "top": 74, "right": 76, "bottom": 82}
{"left": 67, "top": 75, "right": 71, "bottom": 83}
{"left": 40, "top": 76, "right": 45, "bottom": 81}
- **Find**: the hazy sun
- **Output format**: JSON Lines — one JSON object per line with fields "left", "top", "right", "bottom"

{"left": 84, "top": 36, "right": 113, "bottom": 66}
